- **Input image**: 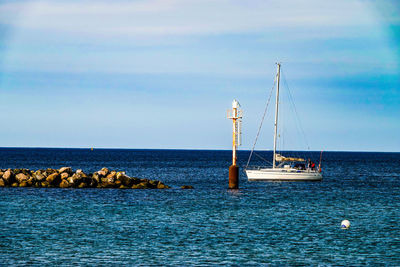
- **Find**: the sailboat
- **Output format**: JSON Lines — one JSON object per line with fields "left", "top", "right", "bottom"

{"left": 245, "top": 63, "right": 322, "bottom": 181}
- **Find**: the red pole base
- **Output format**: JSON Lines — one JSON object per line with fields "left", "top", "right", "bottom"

{"left": 229, "top": 165, "right": 239, "bottom": 189}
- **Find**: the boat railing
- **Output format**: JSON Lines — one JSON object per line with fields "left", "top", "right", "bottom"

{"left": 245, "top": 165, "right": 318, "bottom": 173}
{"left": 245, "top": 165, "right": 271, "bottom": 171}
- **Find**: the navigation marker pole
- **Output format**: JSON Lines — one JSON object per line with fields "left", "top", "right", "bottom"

{"left": 227, "top": 99, "right": 242, "bottom": 189}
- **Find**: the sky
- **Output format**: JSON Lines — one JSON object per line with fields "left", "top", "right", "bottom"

{"left": 0, "top": 0, "right": 399, "bottom": 151}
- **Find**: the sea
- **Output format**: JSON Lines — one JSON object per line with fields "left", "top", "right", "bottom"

{"left": 0, "top": 148, "right": 399, "bottom": 266}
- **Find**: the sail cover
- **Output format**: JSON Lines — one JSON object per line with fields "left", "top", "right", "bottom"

{"left": 275, "top": 154, "right": 305, "bottom": 162}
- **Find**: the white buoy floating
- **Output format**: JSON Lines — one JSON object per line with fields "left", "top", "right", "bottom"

{"left": 341, "top": 220, "right": 350, "bottom": 229}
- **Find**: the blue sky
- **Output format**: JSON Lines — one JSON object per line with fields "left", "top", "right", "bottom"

{"left": 0, "top": 0, "right": 399, "bottom": 151}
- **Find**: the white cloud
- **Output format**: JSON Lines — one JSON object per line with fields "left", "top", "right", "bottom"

{"left": 0, "top": 0, "right": 376, "bottom": 37}
{"left": 1, "top": 0, "right": 396, "bottom": 77}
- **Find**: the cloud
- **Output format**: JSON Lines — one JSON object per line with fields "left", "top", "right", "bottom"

{"left": 0, "top": 0, "right": 397, "bottom": 77}
{"left": 0, "top": 0, "right": 376, "bottom": 38}
{"left": 0, "top": 1, "right": 398, "bottom": 151}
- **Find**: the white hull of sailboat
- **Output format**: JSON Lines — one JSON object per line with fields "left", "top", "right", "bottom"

{"left": 245, "top": 168, "right": 322, "bottom": 181}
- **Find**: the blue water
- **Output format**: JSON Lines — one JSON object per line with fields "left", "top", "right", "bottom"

{"left": 1, "top": 148, "right": 399, "bottom": 265}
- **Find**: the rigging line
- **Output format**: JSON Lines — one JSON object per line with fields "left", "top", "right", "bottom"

{"left": 281, "top": 86, "right": 300, "bottom": 159}
{"left": 245, "top": 76, "right": 276, "bottom": 169}
{"left": 279, "top": 90, "right": 286, "bottom": 154}
{"left": 284, "top": 80, "right": 309, "bottom": 156}
{"left": 280, "top": 70, "right": 301, "bottom": 150}
{"left": 281, "top": 72, "right": 305, "bottom": 160}
{"left": 278, "top": 83, "right": 293, "bottom": 158}
{"left": 281, "top": 69, "right": 311, "bottom": 151}
{"left": 253, "top": 151, "right": 272, "bottom": 165}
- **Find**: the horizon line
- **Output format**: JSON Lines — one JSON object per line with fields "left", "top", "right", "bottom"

{"left": 0, "top": 146, "right": 398, "bottom": 153}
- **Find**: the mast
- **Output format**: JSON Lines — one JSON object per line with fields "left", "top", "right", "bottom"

{"left": 272, "top": 63, "right": 281, "bottom": 168}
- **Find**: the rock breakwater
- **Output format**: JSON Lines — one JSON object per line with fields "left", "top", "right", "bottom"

{"left": 0, "top": 167, "right": 170, "bottom": 189}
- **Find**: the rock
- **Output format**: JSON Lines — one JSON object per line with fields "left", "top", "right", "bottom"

{"left": 148, "top": 180, "right": 158, "bottom": 188}
{"left": 66, "top": 173, "right": 83, "bottom": 187}
{"left": 99, "top": 181, "right": 115, "bottom": 188}
{"left": 33, "top": 171, "right": 45, "bottom": 182}
{"left": 46, "top": 168, "right": 57, "bottom": 174}
{"left": 78, "top": 182, "right": 87, "bottom": 188}
{"left": 181, "top": 185, "right": 194, "bottom": 189}
{"left": 157, "top": 181, "right": 170, "bottom": 189}
{"left": 107, "top": 171, "right": 116, "bottom": 179}
{"left": 92, "top": 172, "right": 100, "bottom": 183}
{"left": 132, "top": 181, "right": 149, "bottom": 189}
{"left": 83, "top": 178, "right": 91, "bottom": 186}
{"left": 98, "top": 167, "right": 109, "bottom": 177}
{"left": 46, "top": 173, "right": 60, "bottom": 185}
{"left": 36, "top": 174, "right": 46, "bottom": 181}
{"left": 58, "top": 167, "right": 72, "bottom": 174}
{"left": 15, "top": 173, "right": 28, "bottom": 183}
{"left": 89, "top": 179, "right": 97, "bottom": 188}
{"left": 117, "top": 172, "right": 133, "bottom": 187}
{"left": 3, "top": 169, "right": 13, "bottom": 178}
{"left": 131, "top": 177, "right": 141, "bottom": 185}
{"left": 101, "top": 167, "right": 109, "bottom": 176}
{"left": 76, "top": 170, "right": 89, "bottom": 181}
{"left": 21, "top": 169, "right": 30, "bottom": 176}
{"left": 60, "top": 172, "right": 69, "bottom": 180}
{"left": 27, "top": 177, "right": 34, "bottom": 186}
{"left": 60, "top": 180, "right": 70, "bottom": 188}
{"left": 0, "top": 167, "right": 170, "bottom": 189}
{"left": 2, "top": 170, "right": 14, "bottom": 184}
{"left": 72, "top": 173, "right": 83, "bottom": 182}
{"left": 67, "top": 176, "right": 74, "bottom": 184}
